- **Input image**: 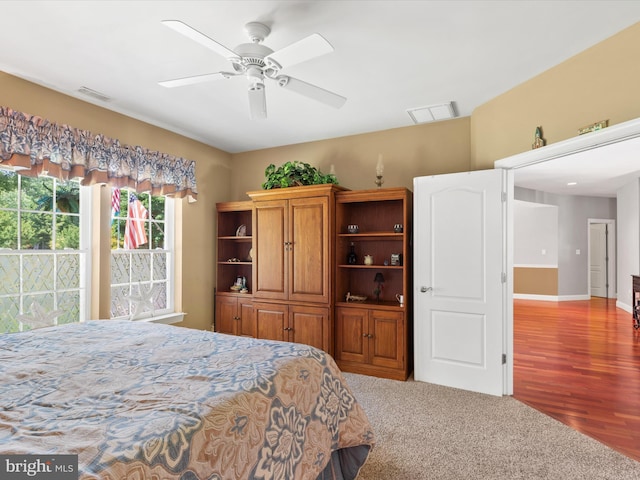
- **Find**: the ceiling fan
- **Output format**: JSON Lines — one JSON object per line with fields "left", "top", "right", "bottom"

{"left": 159, "top": 20, "right": 347, "bottom": 119}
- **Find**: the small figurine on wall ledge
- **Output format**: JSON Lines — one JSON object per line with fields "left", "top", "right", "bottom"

{"left": 532, "top": 126, "right": 546, "bottom": 149}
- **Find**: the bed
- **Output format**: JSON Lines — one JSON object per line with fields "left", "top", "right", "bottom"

{"left": 0, "top": 320, "right": 374, "bottom": 479}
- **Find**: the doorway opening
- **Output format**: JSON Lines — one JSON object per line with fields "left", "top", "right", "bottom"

{"left": 588, "top": 219, "right": 616, "bottom": 299}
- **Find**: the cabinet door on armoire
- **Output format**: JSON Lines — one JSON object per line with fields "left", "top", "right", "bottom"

{"left": 253, "top": 200, "right": 288, "bottom": 300}
{"left": 253, "top": 302, "right": 329, "bottom": 351}
{"left": 288, "top": 196, "right": 330, "bottom": 303}
{"left": 251, "top": 186, "right": 340, "bottom": 305}
{"left": 215, "top": 296, "right": 256, "bottom": 337}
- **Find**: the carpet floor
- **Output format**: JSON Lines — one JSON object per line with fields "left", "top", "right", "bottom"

{"left": 344, "top": 373, "right": 640, "bottom": 480}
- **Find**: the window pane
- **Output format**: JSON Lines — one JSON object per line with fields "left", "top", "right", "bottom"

{"left": 151, "top": 195, "right": 165, "bottom": 220}
{"left": 21, "top": 176, "right": 54, "bottom": 212}
{"left": 111, "top": 252, "right": 130, "bottom": 284}
{"left": 111, "top": 218, "right": 126, "bottom": 249}
{"left": 57, "top": 290, "right": 80, "bottom": 325}
{"left": 0, "top": 211, "right": 18, "bottom": 249}
{"left": 131, "top": 252, "right": 151, "bottom": 282}
{"left": 153, "top": 282, "right": 167, "bottom": 310}
{"left": 22, "top": 293, "right": 55, "bottom": 325}
{"left": 153, "top": 252, "right": 167, "bottom": 280}
{"left": 0, "top": 170, "right": 18, "bottom": 208}
{"left": 56, "top": 214, "right": 80, "bottom": 249}
{"left": 110, "top": 285, "right": 130, "bottom": 318}
{"left": 0, "top": 254, "right": 20, "bottom": 294}
{"left": 21, "top": 211, "right": 53, "bottom": 249}
{"left": 131, "top": 220, "right": 149, "bottom": 250}
{"left": 133, "top": 282, "right": 154, "bottom": 317}
{"left": 151, "top": 221, "right": 165, "bottom": 249}
{"left": 57, "top": 253, "right": 80, "bottom": 289}
{"left": 0, "top": 296, "right": 19, "bottom": 333}
{"left": 23, "top": 254, "right": 55, "bottom": 293}
{"left": 54, "top": 182, "right": 80, "bottom": 214}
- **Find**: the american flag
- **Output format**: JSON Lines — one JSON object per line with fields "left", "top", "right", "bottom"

{"left": 124, "top": 193, "right": 148, "bottom": 249}
{"left": 111, "top": 188, "right": 120, "bottom": 217}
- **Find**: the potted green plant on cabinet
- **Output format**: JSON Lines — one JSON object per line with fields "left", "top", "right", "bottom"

{"left": 262, "top": 161, "right": 338, "bottom": 189}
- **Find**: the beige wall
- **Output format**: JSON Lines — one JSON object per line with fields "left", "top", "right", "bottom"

{"left": 229, "top": 117, "right": 471, "bottom": 200}
{"left": 471, "top": 22, "right": 640, "bottom": 170}
{"left": 0, "top": 72, "right": 232, "bottom": 330}
{"left": 514, "top": 267, "right": 558, "bottom": 296}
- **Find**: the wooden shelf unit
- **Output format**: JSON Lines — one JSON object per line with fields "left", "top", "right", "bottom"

{"left": 214, "top": 186, "right": 413, "bottom": 380}
{"left": 215, "top": 201, "right": 254, "bottom": 335}
{"left": 334, "top": 187, "right": 413, "bottom": 380}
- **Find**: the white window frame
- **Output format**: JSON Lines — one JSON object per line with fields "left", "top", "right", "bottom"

{"left": 1, "top": 180, "right": 184, "bottom": 334}
{"left": 109, "top": 190, "right": 182, "bottom": 324}
{"left": 0, "top": 174, "right": 90, "bottom": 333}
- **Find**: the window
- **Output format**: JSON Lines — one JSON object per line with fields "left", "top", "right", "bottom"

{"left": 0, "top": 176, "right": 180, "bottom": 334}
{"left": 109, "top": 188, "right": 175, "bottom": 321}
{"left": 0, "top": 171, "right": 86, "bottom": 333}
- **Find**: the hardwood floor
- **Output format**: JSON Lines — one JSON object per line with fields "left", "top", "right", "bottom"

{"left": 514, "top": 297, "right": 640, "bottom": 462}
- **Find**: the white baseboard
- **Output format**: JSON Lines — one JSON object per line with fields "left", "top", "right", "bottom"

{"left": 558, "top": 294, "right": 592, "bottom": 301}
{"left": 513, "top": 294, "right": 592, "bottom": 302}
{"left": 617, "top": 301, "right": 632, "bottom": 313}
{"left": 513, "top": 294, "right": 558, "bottom": 301}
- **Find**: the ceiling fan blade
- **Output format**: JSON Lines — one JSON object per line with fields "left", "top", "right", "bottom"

{"left": 159, "top": 72, "right": 235, "bottom": 88}
{"left": 161, "top": 20, "right": 239, "bottom": 61}
{"left": 265, "top": 33, "right": 333, "bottom": 70}
{"left": 276, "top": 76, "right": 346, "bottom": 109}
{"left": 248, "top": 86, "right": 267, "bottom": 120}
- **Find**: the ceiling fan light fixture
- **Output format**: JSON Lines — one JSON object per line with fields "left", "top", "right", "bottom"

{"left": 159, "top": 19, "right": 345, "bottom": 119}
{"left": 244, "top": 22, "right": 271, "bottom": 43}
{"left": 246, "top": 66, "right": 264, "bottom": 86}
{"left": 407, "top": 102, "right": 456, "bottom": 124}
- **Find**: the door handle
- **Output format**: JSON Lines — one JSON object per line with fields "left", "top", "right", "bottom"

{"left": 420, "top": 286, "right": 433, "bottom": 293}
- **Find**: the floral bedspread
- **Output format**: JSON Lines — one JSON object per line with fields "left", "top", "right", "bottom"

{"left": 0, "top": 321, "right": 374, "bottom": 479}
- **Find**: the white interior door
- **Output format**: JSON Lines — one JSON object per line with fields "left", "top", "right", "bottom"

{"left": 590, "top": 223, "right": 607, "bottom": 297}
{"left": 414, "top": 169, "right": 512, "bottom": 396}
{"left": 588, "top": 219, "right": 616, "bottom": 299}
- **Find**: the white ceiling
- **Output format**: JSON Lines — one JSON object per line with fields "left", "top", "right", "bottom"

{"left": 1, "top": 1, "right": 640, "bottom": 196}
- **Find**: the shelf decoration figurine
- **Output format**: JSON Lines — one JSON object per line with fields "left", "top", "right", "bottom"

{"left": 532, "top": 126, "right": 546, "bottom": 149}
{"left": 375, "top": 154, "right": 384, "bottom": 188}
{"left": 373, "top": 272, "right": 385, "bottom": 303}
{"left": 347, "top": 242, "right": 358, "bottom": 264}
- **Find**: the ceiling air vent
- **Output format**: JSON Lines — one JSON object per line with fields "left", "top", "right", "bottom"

{"left": 407, "top": 102, "right": 456, "bottom": 124}
{"left": 77, "top": 86, "right": 111, "bottom": 102}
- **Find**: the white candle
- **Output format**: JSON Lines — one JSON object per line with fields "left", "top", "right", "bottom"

{"left": 376, "top": 154, "right": 384, "bottom": 176}
{"left": 329, "top": 164, "right": 336, "bottom": 175}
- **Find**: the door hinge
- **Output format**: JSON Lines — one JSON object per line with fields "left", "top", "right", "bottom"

{"left": 502, "top": 353, "right": 507, "bottom": 365}
{"left": 501, "top": 191, "right": 507, "bottom": 202}
{"left": 501, "top": 272, "right": 507, "bottom": 283}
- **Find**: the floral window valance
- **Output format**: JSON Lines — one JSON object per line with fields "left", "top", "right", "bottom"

{"left": 0, "top": 106, "right": 197, "bottom": 199}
